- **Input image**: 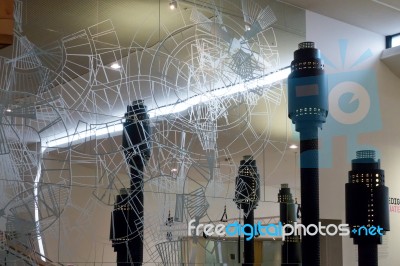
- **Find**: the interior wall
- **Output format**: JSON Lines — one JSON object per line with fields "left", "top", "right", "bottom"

{"left": 306, "top": 11, "right": 400, "bottom": 266}
{"left": 40, "top": 11, "right": 400, "bottom": 265}
{"left": 32, "top": 5, "right": 400, "bottom": 266}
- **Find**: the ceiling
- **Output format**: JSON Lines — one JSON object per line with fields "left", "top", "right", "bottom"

{"left": 0, "top": 0, "right": 396, "bottom": 60}
{"left": 281, "top": 0, "right": 400, "bottom": 36}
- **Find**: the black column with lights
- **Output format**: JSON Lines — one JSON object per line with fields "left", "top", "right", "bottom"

{"left": 346, "top": 150, "right": 389, "bottom": 266}
{"left": 110, "top": 100, "right": 151, "bottom": 266}
{"left": 278, "top": 184, "right": 301, "bottom": 266}
{"left": 288, "top": 42, "right": 328, "bottom": 266}
{"left": 234, "top": 155, "right": 260, "bottom": 265}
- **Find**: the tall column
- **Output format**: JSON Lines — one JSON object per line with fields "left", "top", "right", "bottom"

{"left": 278, "top": 184, "right": 301, "bottom": 266}
{"left": 234, "top": 155, "right": 260, "bottom": 265}
{"left": 288, "top": 42, "right": 328, "bottom": 266}
{"left": 110, "top": 100, "right": 151, "bottom": 265}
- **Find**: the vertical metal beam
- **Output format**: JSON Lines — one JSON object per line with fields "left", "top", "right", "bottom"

{"left": 110, "top": 100, "right": 151, "bottom": 265}
{"left": 234, "top": 155, "right": 260, "bottom": 265}
{"left": 288, "top": 41, "right": 328, "bottom": 266}
{"left": 278, "top": 184, "right": 301, "bottom": 266}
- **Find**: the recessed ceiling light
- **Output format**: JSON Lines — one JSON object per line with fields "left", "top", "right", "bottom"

{"left": 289, "top": 144, "right": 298, "bottom": 149}
{"left": 169, "top": 1, "right": 177, "bottom": 10}
{"left": 111, "top": 63, "right": 121, "bottom": 69}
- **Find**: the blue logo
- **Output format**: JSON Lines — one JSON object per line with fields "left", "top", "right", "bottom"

{"left": 351, "top": 225, "right": 384, "bottom": 236}
{"left": 295, "top": 39, "right": 382, "bottom": 167}
{"left": 188, "top": 220, "right": 351, "bottom": 241}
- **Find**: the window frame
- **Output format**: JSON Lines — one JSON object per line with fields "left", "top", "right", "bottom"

{"left": 386, "top": 33, "right": 400, "bottom": 48}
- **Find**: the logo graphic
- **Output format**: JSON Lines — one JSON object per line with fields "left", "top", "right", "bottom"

{"left": 329, "top": 81, "right": 371, "bottom": 125}
{"left": 316, "top": 39, "right": 382, "bottom": 167}
{"left": 188, "top": 220, "right": 358, "bottom": 241}
{"left": 350, "top": 225, "right": 384, "bottom": 237}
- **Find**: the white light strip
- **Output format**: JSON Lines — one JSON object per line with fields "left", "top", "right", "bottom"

{"left": 45, "top": 67, "right": 289, "bottom": 148}
{"left": 111, "top": 63, "right": 121, "bottom": 69}
{"left": 34, "top": 147, "right": 46, "bottom": 261}
{"left": 44, "top": 123, "right": 124, "bottom": 148}
{"left": 148, "top": 67, "right": 290, "bottom": 117}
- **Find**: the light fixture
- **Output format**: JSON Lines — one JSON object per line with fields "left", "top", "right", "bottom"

{"left": 111, "top": 63, "right": 121, "bottom": 69}
{"left": 45, "top": 67, "right": 290, "bottom": 148}
{"left": 148, "top": 67, "right": 290, "bottom": 117}
{"left": 5, "top": 108, "right": 11, "bottom": 112}
{"left": 289, "top": 144, "right": 298, "bottom": 149}
{"left": 169, "top": 0, "right": 177, "bottom": 10}
{"left": 44, "top": 122, "right": 123, "bottom": 148}
{"left": 34, "top": 158, "right": 46, "bottom": 261}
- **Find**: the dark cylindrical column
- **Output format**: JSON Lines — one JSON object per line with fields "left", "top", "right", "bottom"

{"left": 346, "top": 150, "right": 389, "bottom": 266}
{"left": 110, "top": 100, "right": 151, "bottom": 266}
{"left": 299, "top": 130, "right": 319, "bottom": 266}
{"left": 234, "top": 155, "right": 260, "bottom": 265}
{"left": 110, "top": 190, "right": 137, "bottom": 265}
{"left": 358, "top": 242, "right": 378, "bottom": 266}
{"left": 288, "top": 41, "right": 328, "bottom": 266}
{"left": 278, "top": 184, "right": 301, "bottom": 266}
{"left": 243, "top": 208, "right": 255, "bottom": 265}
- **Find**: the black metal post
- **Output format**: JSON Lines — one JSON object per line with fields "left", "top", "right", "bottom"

{"left": 110, "top": 100, "right": 151, "bottom": 266}
{"left": 358, "top": 242, "right": 378, "bottom": 266}
{"left": 278, "top": 184, "right": 301, "bottom": 266}
{"left": 299, "top": 129, "right": 320, "bottom": 266}
{"left": 234, "top": 155, "right": 260, "bottom": 265}
{"left": 243, "top": 208, "right": 255, "bottom": 265}
{"left": 288, "top": 41, "right": 328, "bottom": 266}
